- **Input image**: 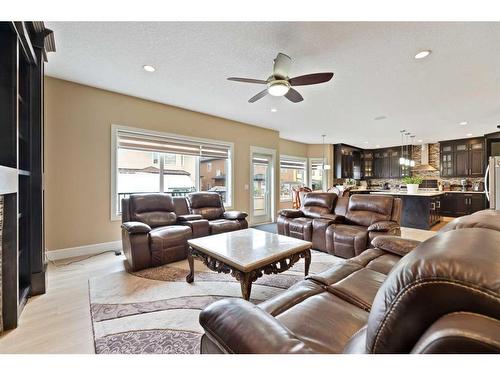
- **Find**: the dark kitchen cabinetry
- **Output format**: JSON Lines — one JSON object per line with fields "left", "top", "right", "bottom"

{"left": 361, "top": 151, "right": 373, "bottom": 178}
{"left": 334, "top": 144, "right": 362, "bottom": 179}
{"left": 439, "top": 192, "right": 486, "bottom": 217}
{"left": 372, "top": 148, "right": 405, "bottom": 178}
{"left": 440, "top": 138, "right": 485, "bottom": 178}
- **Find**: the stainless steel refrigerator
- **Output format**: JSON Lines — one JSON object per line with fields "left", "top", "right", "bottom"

{"left": 486, "top": 156, "right": 500, "bottom": 209}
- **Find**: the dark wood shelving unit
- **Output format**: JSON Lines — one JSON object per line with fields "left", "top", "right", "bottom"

{"left": 0, "top": 22, "right": 55, "bottom": 332}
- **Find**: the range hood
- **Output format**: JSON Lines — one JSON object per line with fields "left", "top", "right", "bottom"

{"left": 412, "top": 143, "right": 437, "bottom": 171}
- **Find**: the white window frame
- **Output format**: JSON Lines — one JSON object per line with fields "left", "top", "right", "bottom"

{"left": 309, "top": 157, "right": 328, "bottom": 191}
{"left": 279, "top": 154, "right": 308, "bottom": 203}
{"left": 111, "top": 124, "right": 234, "bottom": 221}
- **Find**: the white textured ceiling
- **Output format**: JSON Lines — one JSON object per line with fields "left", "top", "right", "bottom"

{"left": 45, "top": 22, "right": 500, "bottom": 147}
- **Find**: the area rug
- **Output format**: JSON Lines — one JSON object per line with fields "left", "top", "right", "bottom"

{"left": 89, "top": 249, "right": 340, "bottom": 354}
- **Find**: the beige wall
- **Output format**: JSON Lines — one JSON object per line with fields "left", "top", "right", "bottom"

{"left": 44, "top": 77, "right": 335, "bottom": 251}
{"left": 45, "top": 77, "right": 283, "bottom": 250}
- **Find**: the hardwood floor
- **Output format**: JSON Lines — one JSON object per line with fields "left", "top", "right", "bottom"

{"left": 0, "top": 251, "right": 126, "bottom": 353}
{"left": 0, "top": 226, "right": 436, "bottom": 354}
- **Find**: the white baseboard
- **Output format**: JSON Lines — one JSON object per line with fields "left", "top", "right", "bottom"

{"left": 46, "top": 240, "right": 122, "bottom": 261}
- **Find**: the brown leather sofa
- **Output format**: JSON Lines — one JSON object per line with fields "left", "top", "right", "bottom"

{"left": 199, "top": 209, "right": 500, "bottom": 354}
{"left": 186, "top": 192, "right": 248, "bottom": 234}
{"left": 278, "top": 193, "right": 401, "bottom": 257}
{"left": 121, "top": 192, "right": 248, "bottom": 271}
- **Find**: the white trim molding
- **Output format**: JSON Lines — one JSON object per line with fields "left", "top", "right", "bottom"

{"left": 46, "top": 240, "right": 122, "bottom": 261}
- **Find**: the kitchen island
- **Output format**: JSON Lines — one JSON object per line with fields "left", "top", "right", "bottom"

{"left": 370, "top": 190, "right": 445, "bottom": 230}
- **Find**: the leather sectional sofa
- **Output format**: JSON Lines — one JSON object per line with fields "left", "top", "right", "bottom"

{"left": 278, "top": 192, "right": 402, "bottom": 257}
{"left": 121, "top": 192, "right": 247, "bottom": 271}
{"left": 199, "top": 209, "right": 500, "bottom": 353}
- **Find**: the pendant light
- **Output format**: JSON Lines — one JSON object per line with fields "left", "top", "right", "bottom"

{"left": 409, "top": 135, "right": 416, "bottom": 167}
{"left": 321, "top": 135, "right": 331, "bottom": 170}
{"left": 399, "top": 130, "right": 406, "bottom": 165}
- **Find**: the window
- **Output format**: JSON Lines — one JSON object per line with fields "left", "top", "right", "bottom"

{"left": 112, "top": 126, "right": 233, "bottom": 218}
{"left": 309, "top": 158, "right": 326, "bottom": 191}
{"left": 279, "top": 156, "right": 307, "bottom": 202}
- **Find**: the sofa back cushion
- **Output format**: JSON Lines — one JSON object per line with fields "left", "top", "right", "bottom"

{"left": 173, "top": 196, "right": 190, "bottom": 216}
{"left": 346, "top": 195, "right": 393, "bottom": 227}
{"left": 129, "top": 193, "right": 177, "bottom": 228}
{"left": 301, "top": 192, "right": 338, "bottom": 218}
{"left": 187, "top": 192, "right": 224, "bottom": 220}
{"left": 366, "top": 227, "right": 500, "bottom": 353}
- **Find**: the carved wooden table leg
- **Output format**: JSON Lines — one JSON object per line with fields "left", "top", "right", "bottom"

{"left": 186, "top": 247, "right": 195, "bottom": 283}
{"left": 304, "top": 248, "right": 311, "bottom": 276}
{"left": 239, "top": 272, "right": 252, "bottom": 301}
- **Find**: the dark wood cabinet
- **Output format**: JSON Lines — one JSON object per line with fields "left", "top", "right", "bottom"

{"left": 0, "top": 22, "right": 54, "bottom": 331}
{"left": 334, "top": 144, "right": 363, "bottom": 180}
{"left": 439, "top": 192, "right": 486, "bottom": 217}
{"left": 361, "top": 151, "right": 373, "bottom": 178}
{"left": 440, "top": 137, "right": 486, "bottom": 178}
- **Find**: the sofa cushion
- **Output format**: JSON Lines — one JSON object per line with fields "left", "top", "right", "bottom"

{"left": 276, "top": 293, "right": 369, "bottom": 353}
{"left": 130, "top": 193, "right": 177, "bottom": 228}
{"left": 345, "top": 195, "right": 393, "bottom": 227}
{"left": 288, "top": 217, "right": 313, "bottom": 241}
{"left": 332, "top": 224, "right": 368, "bottom": 258}
{"left": 149, "top": 225, "right": 191, "bottom": 266}
{"left": 301, "top": 192, "right": 338, "bottom": 218}
{"left": 209, "top": 219, "right": 241, "bottom": 234}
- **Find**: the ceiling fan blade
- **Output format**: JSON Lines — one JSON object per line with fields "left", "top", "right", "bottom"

{"left": 248, "top": 89, "right": 269, "bottom": 103}
{"left": 227, "top": 77, "right": 268, "bottom": 84}
{"left": 285, "top": 88, "right": 304, "bottom": 103}
{"left": 289, "top": 72, "right": 334, "bottom": 86}
{"left": 273, "top": 53, "right": 292, "bottom": 79}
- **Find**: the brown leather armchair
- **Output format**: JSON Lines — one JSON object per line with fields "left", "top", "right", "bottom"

{"left": 325, "top": 194, "right": 401, "bottom": 258}
{"left": 277, "top": 192, "right": 341, "bottom": 252}
{"left": 121, "top": 193, "right": 192, "bottom": 271}
{"left": 186, "top": 192, "right": 248, "bottom": 235}
{"left": 199, "top": 209, "right": 500, "bottom": 354}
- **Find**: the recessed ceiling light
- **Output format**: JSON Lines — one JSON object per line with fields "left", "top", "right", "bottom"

{"left": 467, "top": 133, "right": 473, "bottom": 137}
{"left": 364, "top": 141, "right": 369, "bottom": 144}
{"left": 418, "top": 139, "right": 423, "bottom": 142}
{"left": 271, "top": 108, "right": 277, "bottom": 113}
{"left": 374, "top": 116, "right": 387, "bottom": 121}
{"left": 143, "top": 65, "right": 156, "bottom": 72}
{"left": 414, "top": 50, "right": 431, "bottom": 59}
{"left": 459, "top": 121, "right": 468, "bottom": 126}
{"left": 376, "top": 145, "right": 380, "bottom": 147}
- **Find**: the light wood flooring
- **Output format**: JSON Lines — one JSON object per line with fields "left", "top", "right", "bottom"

{"left": 0, "top": 226, "right": 437, "bottom": 354}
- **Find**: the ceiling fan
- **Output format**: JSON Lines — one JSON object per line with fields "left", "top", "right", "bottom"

{"left": 227, "top": 52, "right": 334, "bottom": 103}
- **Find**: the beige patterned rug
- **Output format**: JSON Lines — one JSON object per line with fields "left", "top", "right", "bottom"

{"left": 88, "top": 250, "right": 341, "bottom": 354}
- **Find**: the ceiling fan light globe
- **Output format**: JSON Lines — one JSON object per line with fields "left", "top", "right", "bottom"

{"left": 268, "top": 81, "right": 290, "bottom": 96}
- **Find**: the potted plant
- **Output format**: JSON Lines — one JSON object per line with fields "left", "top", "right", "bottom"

{"left": 402, "top": 176, "right": 423, "bottom": 194}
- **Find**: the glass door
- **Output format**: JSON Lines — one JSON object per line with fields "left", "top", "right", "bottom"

{"left": 252, "top": 153, "right": 272, "bottom": 224}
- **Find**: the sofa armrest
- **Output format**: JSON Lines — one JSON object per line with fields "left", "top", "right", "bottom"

{"left": 371, "top": 235, "right": 421, "bottom": 256}
{"left": 121, "top": 221, "right": 151, "bottom": 234}
{"left": 223, "top": 211, "right": 248, "bottom": 220}
{"left": 319, "top": 213, "right": 344, "bottom": 223}
{"left": 177, "top": 214, "right": 203, "bottom": 222}
{"left": 199, "top": 299, "right": 315, "bottom": 354}
{"left": 278, "top": 209, "right": 304, "bottom": 218}
{"left": 179, "top": 219, "right": 210, "bottom": 238}
{"left": 367, "top": 220, "right": 400, "bottom": 232}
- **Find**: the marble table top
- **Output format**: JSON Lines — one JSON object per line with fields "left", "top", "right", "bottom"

{"left": 188, "top": 228, "right": 312, "bottom": 272}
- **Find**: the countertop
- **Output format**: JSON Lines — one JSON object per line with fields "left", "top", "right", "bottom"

{"left": 370, "top": 191, "right": 445, "bottom": 197}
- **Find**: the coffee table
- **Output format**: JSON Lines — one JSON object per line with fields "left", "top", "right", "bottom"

{"left": 186, "top": 228, "right": 312, "bottom": 300}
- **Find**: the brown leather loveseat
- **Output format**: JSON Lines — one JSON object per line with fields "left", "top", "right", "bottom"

{"left": 199, "top": 209, "right": 500, "bottom": 354}
{"left": 278, "top": 192, "right": 401, "bottom": 257}
{"left": 121, "top": 192, "right": 248, "bottom": 271}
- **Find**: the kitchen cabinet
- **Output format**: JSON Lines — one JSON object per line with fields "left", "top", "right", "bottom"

{"left": 439, "top": 192, "right": 486, "bottom": 217}
{"left": 334, "top": 144, "right": 362, "bottom": 179}
{"left": 361, "top": 151, "right": 373, "bottom": 178}
{"left": 440, "top": 137, "right": 485, "bottom": 178}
